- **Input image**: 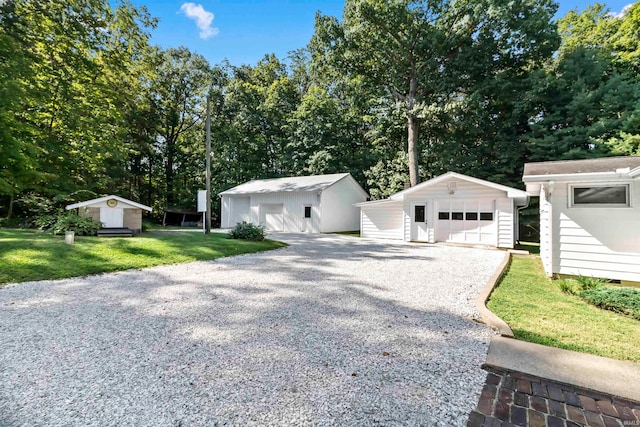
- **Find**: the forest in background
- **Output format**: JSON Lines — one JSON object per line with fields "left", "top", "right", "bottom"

{"left": 1, "top": 0, "right": 639, "bottom": 230}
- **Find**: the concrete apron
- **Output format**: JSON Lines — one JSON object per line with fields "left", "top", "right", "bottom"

{"left": 477, "top": 251, "right": 640, "bottom": 404}
{"left": 485, "top": 336, "right": 640, "bottom": 404}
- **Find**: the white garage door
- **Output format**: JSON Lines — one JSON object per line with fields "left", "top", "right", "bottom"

{"left": 436, "top": 199, "right": 495, "bottom": 245}
{"left": 261, "top": 204, "right": 284, "bottom": 231}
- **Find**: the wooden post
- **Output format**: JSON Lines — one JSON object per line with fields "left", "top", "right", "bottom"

{"left": 205, "top": 95, "right": 212, "bottom": 234}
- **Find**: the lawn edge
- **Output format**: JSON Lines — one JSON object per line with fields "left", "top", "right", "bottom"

{"left": 475, "top": 251, "right": 515, "bottom": 338}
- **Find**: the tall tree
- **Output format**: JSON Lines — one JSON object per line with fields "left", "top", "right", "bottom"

{"left": 311, "top": 0, "right": 558, "bottom": 186}
{"left": 149, "top": 47, "right": 211, "bottom": 206}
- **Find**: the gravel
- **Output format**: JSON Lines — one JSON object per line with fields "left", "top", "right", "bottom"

{"left": 0, "top": 233, "right": 505, "bottom": 426}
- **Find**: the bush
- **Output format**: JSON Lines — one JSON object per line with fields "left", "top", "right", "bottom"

{"left": 558, "top": 279, "right": 578, "bottom": 295}
{"left": 580, "top": 287, "right": 640, "bottom": 321}
{"left": 36, "top": 211, "right": 102, "bottom": 236}
{"left": 228, "top": 221, "right": 266, "bottom": 241}
{"left": 576, "top": 276, "right": 608, "bottom": 291}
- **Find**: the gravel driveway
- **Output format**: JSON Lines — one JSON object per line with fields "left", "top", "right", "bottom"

{"left": 0, "top": 234, "right": 505, "bottom": 426}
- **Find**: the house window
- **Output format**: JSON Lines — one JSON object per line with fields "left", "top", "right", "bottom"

{"left": 414, "top": 205, "right": 425, "bottom": 223}
{"left": 571, "top": 185, "right": 629, "bottom": 206}
{"left": 438, "top": 212, "right": 449, "bottom": 220}
{"left": 480, "top": 212, "right": 493, "bottom": 221}
{"left": 304, "top": 206, "right": 312, "bottom": 218}
{"left": 465, "top": 212, "right": 478, "bottom": 220}
{"left": 452, "top": 212, "right": 464, "bottom": 220}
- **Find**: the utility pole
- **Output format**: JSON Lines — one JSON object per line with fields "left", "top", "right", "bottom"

{"left": 205, "top": 95, "right": 212, "bottom": 234}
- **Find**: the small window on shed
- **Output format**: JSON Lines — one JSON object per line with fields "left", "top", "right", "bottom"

{"left": 438, "top": 212, "right": 449, "bottom": 220}
{"left": 414, "top": 205, "right": 425, "bottom": 223}
{"left": 572, "top": 185, "right": 629, "bottom": 206}
{"left": 452, "top": 212, "right": 464, "bottom": 220}
{"left": 480, "top": 212, "right": 493, "bottom": 221}
{"left": 466, "top": 212, "right": 478, "bottom": 220}
{"left": 304, "top": 206, "right": 312, "bottom": 218}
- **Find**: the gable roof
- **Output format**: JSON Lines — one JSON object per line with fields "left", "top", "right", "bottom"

{"left": 388, "top": 172, "right": 528, "bottom": 201}
{"left": 523, "top": 157, "right": 640, "bottom": 180}
{"left": 219, "top": 173, "right": 367, "bottom": 197}
{"left": 66, "top": 195, "right": 152, "bottom": 211}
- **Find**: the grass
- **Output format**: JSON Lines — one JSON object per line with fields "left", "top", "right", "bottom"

{"left": 488, "top": 255, "right": 640, "bottom": 362}
{"left": 0, "top": 228, "right": 286, "bottom": 285}
{"left": 514, "top": 241, "right": 540, "bottom": 255}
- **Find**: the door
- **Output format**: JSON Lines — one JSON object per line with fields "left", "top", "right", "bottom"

{"left": 100, "top": 208, "right": 124, "bottom": 228}
{"left": 261, "top": 204, "right": 284, "bottom": 231}
{"left": 302, "top": 205, "right": 312, "bottom": 232}
{"left": 436, "top": 199, "right": 496, "bottom": 245}
{"left": 410, "top": 202, "right": 429, "bottom": 242}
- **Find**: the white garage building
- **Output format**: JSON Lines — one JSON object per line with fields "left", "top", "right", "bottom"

{"left": 357, "top": 172, "right": 528, "bottom": 248}
{"left": 219, "top": 173, "right": 368, "bottom": 233}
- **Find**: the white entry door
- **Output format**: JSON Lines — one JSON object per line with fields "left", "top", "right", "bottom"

{"left": 100, "top": 208, "right": 124, "bottom": 228}
{"left": 261, "top": 204, "right": 284, "bottom": 231}
{"left": 410, "top": 202, "right": 429, "bottom": 242}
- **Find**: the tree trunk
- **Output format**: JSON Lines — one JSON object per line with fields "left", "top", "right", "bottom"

{"left": 407, "top": 114, "right": 420, "bottom": 186}
{"left": 407, "top": 71, "right": 420, "bottom": 186}
{"left": 7, "top": 195, "right": 14, "bottom": 219}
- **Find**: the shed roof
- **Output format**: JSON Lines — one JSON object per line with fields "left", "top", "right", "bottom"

{"left": 523, "top": 156, "right": 640, "bottom": 178}
{"left": 66, "top": 195, "right": 152, "bottom": 211}
{"left": 219, "top": 173, "right": 367, "bottom": 196}
{"left": 389, "top": 172, "right": 528, "bottom": 201}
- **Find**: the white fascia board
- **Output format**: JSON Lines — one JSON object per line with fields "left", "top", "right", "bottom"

{"left": 66, "top": 195, "right": 152, "bottom": 211}
{"left": 522, "top": 171, "right": 622, "bottom": 183}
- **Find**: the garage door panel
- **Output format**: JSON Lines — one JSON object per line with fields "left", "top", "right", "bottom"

{"left": 261, "top": 204, "right": 284, "bottom": 231}
{"left": 436, "top": 199, "right": 496, "bottom": 246}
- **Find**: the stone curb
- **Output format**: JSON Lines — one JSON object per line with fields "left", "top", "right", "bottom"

{"left": 484, "top": 336, "right": 640, "bottom": 403}
{"left": 475, "top": 251, "right": 514, "bottom": 338}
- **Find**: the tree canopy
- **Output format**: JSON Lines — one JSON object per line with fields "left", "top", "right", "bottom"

{"left": 1, "top": 0, "right": 638, "bottom": 225}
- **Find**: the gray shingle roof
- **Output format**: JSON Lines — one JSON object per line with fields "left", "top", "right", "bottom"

{"left": 219, "top": 173, "right": 352, "bottom": 195}
{"left": 523, "top": 156, "right": 640, "bottom": 177}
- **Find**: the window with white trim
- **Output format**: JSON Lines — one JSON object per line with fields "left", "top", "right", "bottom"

{"left": 570, "top": 184, "right": 629, "bottom": 207}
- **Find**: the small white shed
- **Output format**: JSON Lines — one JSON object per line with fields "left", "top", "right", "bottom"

{"left": 66, "top": 195, "right": 152, "bottom": 234}
{"left": 219, "top": 173, "right": 368, "bottom": 233}
{"left": 357, "top": 172, "right": 528, "bottom": 248}
{"left": 523, "top": 156, "right": 640, "bottom": 283}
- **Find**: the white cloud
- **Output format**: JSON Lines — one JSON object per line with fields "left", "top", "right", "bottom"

{"left": 608, "top": 3, "right": 633, "bottom": 18}
{"left": 179, "top": 3, "right": 219, "bottom": 39}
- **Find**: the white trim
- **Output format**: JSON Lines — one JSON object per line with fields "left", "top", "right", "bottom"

{"left": 390, "top": 172, "right": 528, "bottom": 201}
{"left": 523, "top": 171, "right": 629, "bottom": 183}
{"left": 630, "top": 166, "right": 640, "bottom": 178}
{"left": 66, "top": 195, "right": 152, "bottom": 211}
{"left": 567, "top": 183, "right": 631, "bottom": 208}
{"left": 354, "top": 198, "right": 397, "bottom": 207}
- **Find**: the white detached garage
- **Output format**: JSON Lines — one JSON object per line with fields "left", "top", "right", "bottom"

{"left": 357, "top": 172, "right": 528, "bottom": 248}
{"left": 219, "top": 173, "right": 368, "bottom": 233}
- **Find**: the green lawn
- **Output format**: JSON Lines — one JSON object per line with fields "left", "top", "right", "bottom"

{"left": 0, "top": 229, "right": 286, "bottom": 285}
{"left": 488, "top": 255, "right": 640, "bottom": 362}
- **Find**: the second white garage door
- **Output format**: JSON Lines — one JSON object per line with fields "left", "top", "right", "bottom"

{"left": 436, "top": 199, "right": 496, "bottom": 245}
{"left": 260, "top": 204, "right": 284, "bottom": 231}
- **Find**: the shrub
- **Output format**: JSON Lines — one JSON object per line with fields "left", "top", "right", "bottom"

{"left": 576, "top": 276, "right": 608, "bottom": 291}
{"left": 558, "top": 279, "right": 578, "bottom": 295}
{"left": 36, "top": 211, "right": 102, "bottom": 236}
{"left": 228, "top": 221, "right": 266, "bottom": 241}
{"left": 580, "top": 287, "right": 640, "bottom": 321}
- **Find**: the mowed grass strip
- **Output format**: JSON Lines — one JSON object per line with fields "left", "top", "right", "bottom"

{"left": 0, "top": 229, "right": 286, "bottom": 284}
{"left": 488, "top": 255, "right": 640, "bottom": 362}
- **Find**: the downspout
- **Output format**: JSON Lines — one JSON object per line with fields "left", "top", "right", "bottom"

{"left": 515, "top": 197, "right": 530, "bottom": 245}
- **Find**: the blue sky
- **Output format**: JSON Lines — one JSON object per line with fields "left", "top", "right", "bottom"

{"left": 126, "top": 0, "right": 635, "bottom": 67}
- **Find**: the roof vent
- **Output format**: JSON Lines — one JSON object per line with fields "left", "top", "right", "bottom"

{"left": 448, "top": 181, "right": 458, "bottom": 191}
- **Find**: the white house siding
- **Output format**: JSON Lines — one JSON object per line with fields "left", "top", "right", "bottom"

{"left": 496, "top": 199, "right": 514, "bottom": 249}
{"left": 360, "top": 202, "right": 404, "bottom": 240}
{"left": 221, "top": 196, "right": 251, "bottom": 228}
{"left": 320, "top": 177, "right": 367, "bottom": 232}
{"left": 248, "top": 192, "right": 320, "bottom": 233}
{"left": 548, "top": 182, "right": 640, "bottom": 282}
{"left": 402, "top": 179, "right": 513, "bottom": 247}
{"left": 538, "top": 185, "right": 553, "bottom": 277}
